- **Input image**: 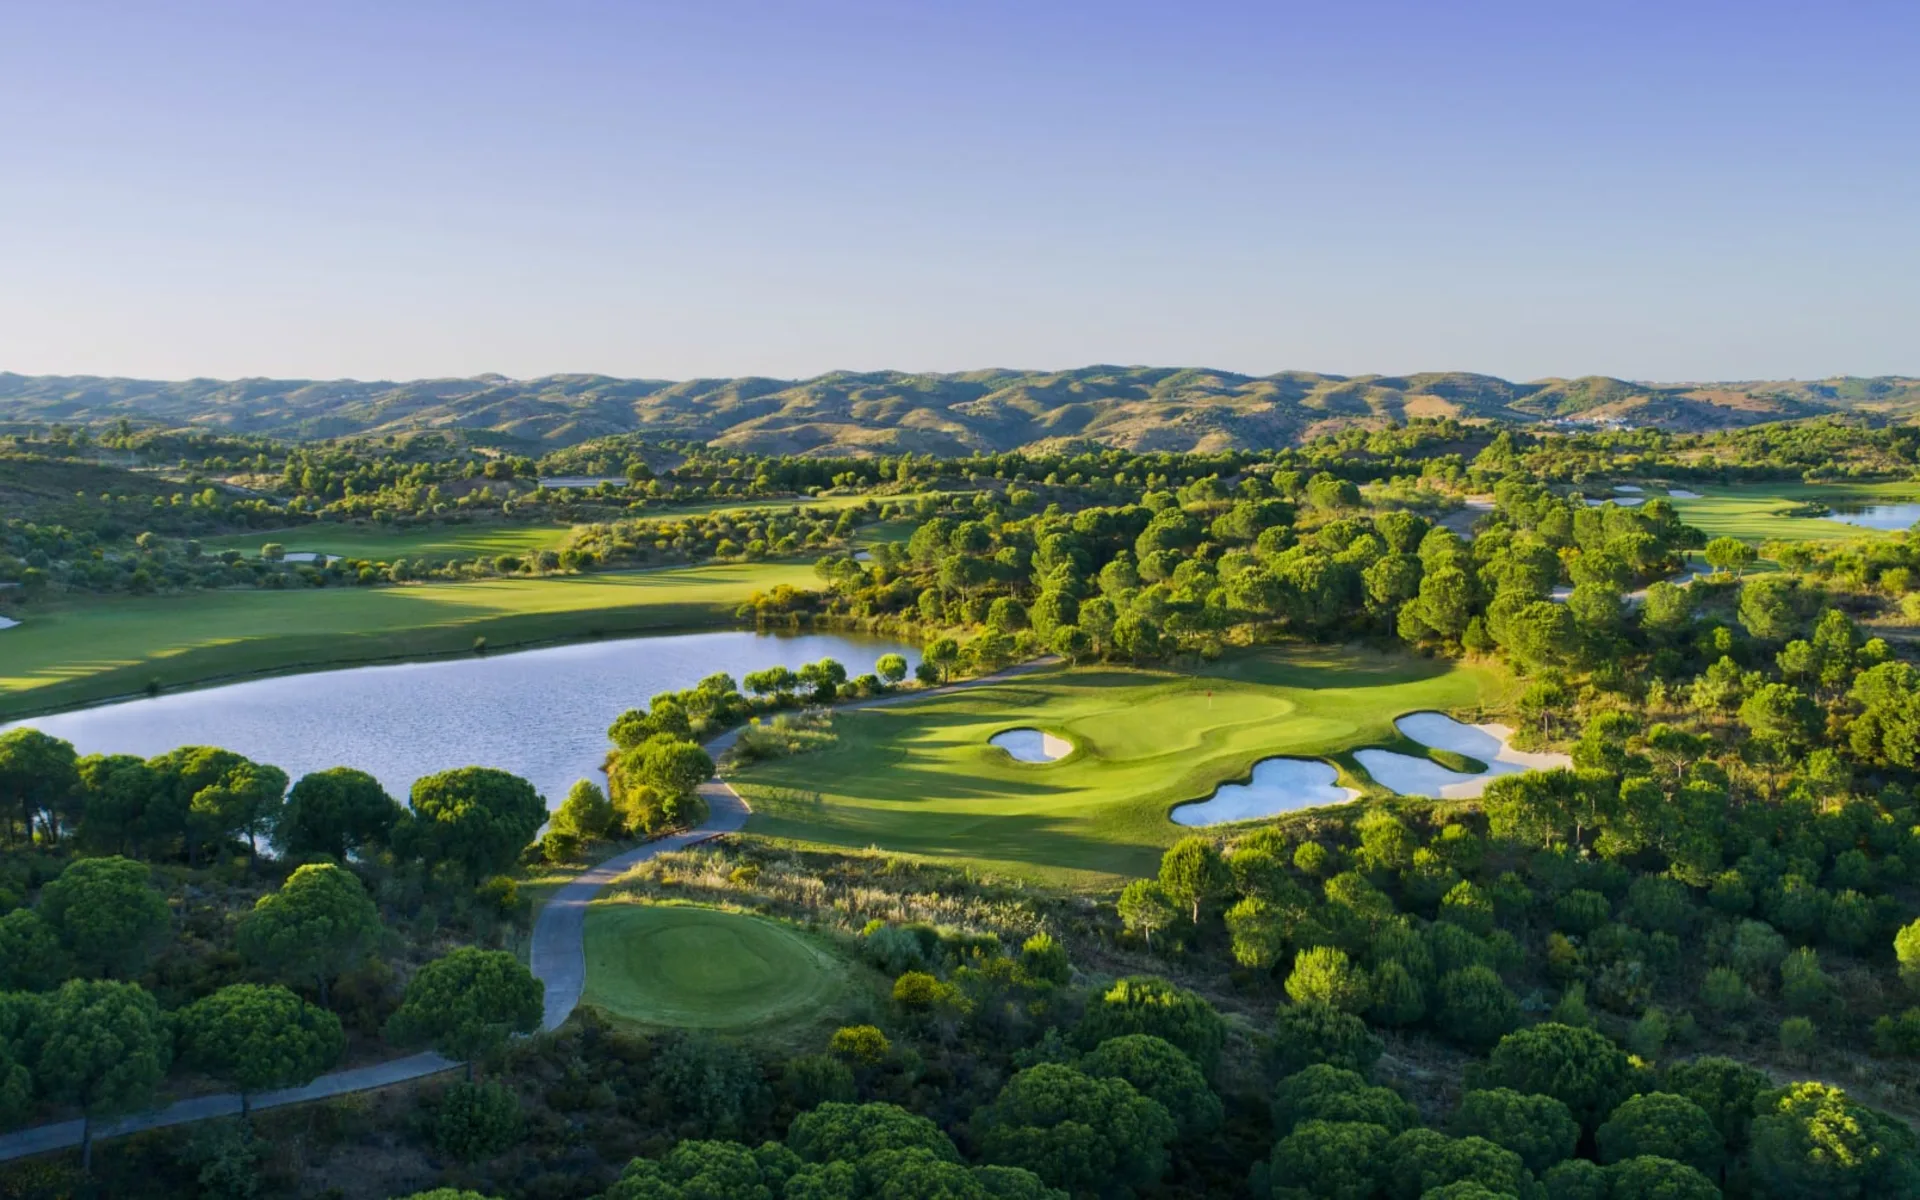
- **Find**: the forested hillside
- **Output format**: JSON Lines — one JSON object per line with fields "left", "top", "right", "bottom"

{"left": 3, "top": 368, "right": 1913, "bottom": 456}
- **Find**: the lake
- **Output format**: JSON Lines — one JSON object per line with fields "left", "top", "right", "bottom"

{"left": 5, "top": 631, "right": 915, "bottom": 809}
{"left": 1823, "top": 500, "right": 1920, "bottom": 532}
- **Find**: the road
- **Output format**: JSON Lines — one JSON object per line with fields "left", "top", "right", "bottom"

{"left": 0, "top": 658, "right": 1056, "bottom": 1162}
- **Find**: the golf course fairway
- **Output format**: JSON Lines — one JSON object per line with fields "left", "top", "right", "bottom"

{"left": 581, "top": 904, "right": 852, "bottom": 1032}
{"left": 731, "top": 645, "right": 1510, "bottom": 886}
{"left": 0, "top": 560, "right": 818, "bottom": 719}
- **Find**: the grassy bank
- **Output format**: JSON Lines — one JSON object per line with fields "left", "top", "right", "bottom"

{"left": 0, "top": 561, "right": 817, "bottom": 719}
{"left": 730, "top": 646, "right": 1509, "bottom": 886}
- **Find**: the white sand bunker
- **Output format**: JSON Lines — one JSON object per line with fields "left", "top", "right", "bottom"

{"left": 0, "top": 616, "right": 18, "bottom": 631}
{"left": 1615, "top": 484, "right": 1644, "bottom": 493}
{"left": 1668, "top": 488, "right": 1702, "bottom": 499}
{"left": 1172, "top": 758, "right": 1358, "bottom": 826}
{"left": 991, "top": 728, "right": 1072, "bottom": 763}
{"left": 1355, "top": 712, "right": 1571, "bottom": 800}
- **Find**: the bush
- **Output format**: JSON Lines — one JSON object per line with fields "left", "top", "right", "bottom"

{"left": 1436, "top": 967, "right": 1519, "bottom": 1049}
{"left": 829, "top": 1025, "right": 892, "bottom": 1066}
{"left": 1080, "top": 1034, "right": 1223, "bottom": 1138}
{"left": 1272, "top": 1064, "right": 1416, "bottom": 1136}
{"left": 782, "top": 1054, "right": 856, "bottom": 1109}
{"left": 1450, "top": 1088, "right": 1579, "bottom": 1175}
{"left": 1074, "top": 976, "right": 1226, "bottom": 1075}
{"left": 1273, "top": 1001, "right": 1383, "bottom": 1078}
{"left": 428, "top": 1081, "right": 523, "bottom": 1162}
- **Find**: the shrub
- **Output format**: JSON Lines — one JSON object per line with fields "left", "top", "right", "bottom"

{"left": 1074, "top": 976, "right": 1226, "bottom": 1075}
{"left": 428, "top": 1081, "right": 522, "bottom": 1162}
{"left": 1287, "top": 947, "right": 1371, "bottom": 1013}
{"left": 1273, "top": 1001, "right": 1383, "bottom": 1078}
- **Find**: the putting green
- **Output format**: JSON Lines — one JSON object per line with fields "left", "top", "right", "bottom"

{"left": 733, "top": 645, "right": 1509, "bottom": 886}
{"left": 582, "top": 904, "right": 851, "bottom": 1031}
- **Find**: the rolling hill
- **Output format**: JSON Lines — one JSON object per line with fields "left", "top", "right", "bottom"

{"left": 0, "top": 367, "right": 1911, "bottom": 455}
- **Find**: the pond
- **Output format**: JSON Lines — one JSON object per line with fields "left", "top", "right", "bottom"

{"left": 1171, "top": 757, "right": 1358, "bottom": 826}
{"left": 1821, "top": 500, "right": 1920, "bottom": 532}
{"left": 4, "top": 631, "right": 915, "bottom": 810}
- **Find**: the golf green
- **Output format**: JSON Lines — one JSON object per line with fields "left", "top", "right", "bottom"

{"left": 732, "top": 645, "right": 1509, "bottom": 886}
{"left": 582, "top": 904, "right": 851, "bottom": 1031}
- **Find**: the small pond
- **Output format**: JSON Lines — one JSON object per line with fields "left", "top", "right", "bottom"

{"left": 990, "top": 728, "right": 1072, "bottom": 763}
{"left": 1171, "top": 758, "right": 1357, "bottom": 826}
{"left": 1821, "top": 500, "right": 1920, "bottom": 532}
{"left": 5, "top": 630, "right": 915, "bottom": 809}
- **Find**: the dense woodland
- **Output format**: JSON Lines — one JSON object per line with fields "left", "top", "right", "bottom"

{"left": 7, "top": 414, "right": 1920, "bottom": 1198}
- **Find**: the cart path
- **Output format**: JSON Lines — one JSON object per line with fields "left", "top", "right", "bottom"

{"left": 0, "top": 657, "right": 1058, "bottom": 1162}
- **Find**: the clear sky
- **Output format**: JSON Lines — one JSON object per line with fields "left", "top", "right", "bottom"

{"left": 2, "top": 1, "right": 1915, "bottom": 384}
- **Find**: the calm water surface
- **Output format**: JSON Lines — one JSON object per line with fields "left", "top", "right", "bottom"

{"left": 1824, "top": 501, "right": 1920, "bottom": 532}
{"left": 6, "top": 631, "right": 914, "bottom": 809}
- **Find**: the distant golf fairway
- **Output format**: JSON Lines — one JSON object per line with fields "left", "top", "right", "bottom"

{"left": 732, "top": 647, "right": 1509, "bottom": 885}
{"left": 0, "top": 560, "right": 818, "bottom": 718}
{"left": 1662, "top": 481, "right": 1920, "bottom": 543}
{"left": 581, "top": 904, "right": 852, "bottom": 1031}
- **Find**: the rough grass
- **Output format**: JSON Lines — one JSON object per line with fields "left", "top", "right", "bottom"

{"left": 1663, "top": 482, "right": 1920, "bottom": 543}
{"left": 730, "top": 646, "right": 1510, "bottom": 887}
{"left": 581, "top": 902, "right": 854, "bottom": 1034}
{"left": 0, "top": 561, "right": 819, "bottom": 718}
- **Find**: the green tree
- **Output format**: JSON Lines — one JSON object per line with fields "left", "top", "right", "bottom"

{"left": 1273, "top": 1001, "right": 1383, "bottom": 1077}
{"left": 237, "top": 862, "right": 381, "bottom": 1006}
{"left": 428, "top": 1081, "right": 523, "bottom": 1162}
{"left": 1436, "top": 967, "right": 1519, "bottom": 1049}
{"left": 1606, "top": 1155, "right": 1722, "bottom": 1200}
{"left": 924, "top": 637, "right": 960, "bottom": 683}
{"left": 32, "top": 979, "right": 171, "bottom": 1170}
{"left": 1481, "top": 1023, "right": 1634, "bottom": 1131}
{"left": 407, "top": 767, "right": 547, "bottom": 879}
{"left": 1157, "top": 836, "right": 1231, "bottom": 923}
{"left": 1081, "top": 1034, "right": 1223, "bottom": 1138}
{"left": 1596, "top": 1092, "right": 1723, "bottom": 1177}
{"left": 551, "top": 779, "right": 614, "bottom": 842}
{"left": 1895, "top": 918, "right": 1920, "bottom": 993}
{"left": 1286, "top": 946, "right": 1370, "bottom": 1013}
{"left": 176, "top": 984, "right": 344, "bottom": 1117}
{"left": 37, "top": 855, "right": 170, "bottom": 979}
{"left": 386, "top": 948, "right": 542, "bottom": 1079}
{"left": 0, "top": 727, "right": 80, "bottom": 845}
{"left": 1384, "top": 1127, "right": 1534, "bottom": 1200}
{"left": 1073, "top": 976, "right": 1226, "bottom": 1075}
{"left": 1272, "top": 1064, "right": 1416, "bottom": 1136}
{"left": 1747, "top": 1082, "right": 1920, "bottom": 1199}
{"left": 1703, "top": 537, "right": 1757, "bottom": 577}
{"left": 1450, "top": 1088, "right": 1579, "bottom": 1175}
{"left": 973, "top": 1063, "right": 1176, "bottom": 1196}
{"left": 1116, "top": 880, "right": 1178, "bottom": 950}
{"left": 0, "top": 909, "right": 67, "bottom": 991}
{"left": 1270, "top": 1120, "right": 1393, "bottom": 1200}
{"left": 276, "top": 767, "right": 401, "bottom": 861}
{"left": 1662, "top": 1056, "right": 1769, "bottom": 1152}
{"left": 1738, "top": 575, "right": 1800, "bottom": 642}
{"left": 1226, "top": 896, "right": 1289, "bottom": 970}
{"left": 875, "top": 653, "right": 909, "bottom": 685}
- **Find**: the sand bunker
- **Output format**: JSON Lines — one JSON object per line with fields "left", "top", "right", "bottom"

{"left": 1615, "top": 484, "right": 1644, "bottom": 493}
{"left": 1171, "top": 758, "right": 1359, "bottom": 826}
{"left": 1668, "top": 488, "right": 1702, "bottom": 499}
{"left": 990, "top": 728, "right": 1072, "bottom": 763}
{"left": 0, "top": 616, "right": 17, "bottom": 631}
{"left": 1355, "top": 712, "right": 1571, "bottom": 800}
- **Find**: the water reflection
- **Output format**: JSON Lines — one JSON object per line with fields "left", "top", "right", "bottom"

{"left": 6, "top": 631, "right": 914, "bottom": 809}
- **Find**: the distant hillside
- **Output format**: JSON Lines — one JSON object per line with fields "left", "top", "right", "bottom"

{"left": 0, "top": 367, "right": 1910, "bottom": 455}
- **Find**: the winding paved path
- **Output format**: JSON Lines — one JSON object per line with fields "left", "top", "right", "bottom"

{"left": 0, "top": 659, "right": 1055, "bottom": 1162}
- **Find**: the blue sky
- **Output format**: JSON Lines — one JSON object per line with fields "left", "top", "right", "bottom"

{"left": 1, "top": 1, "right": 1915, "bottom": 382}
